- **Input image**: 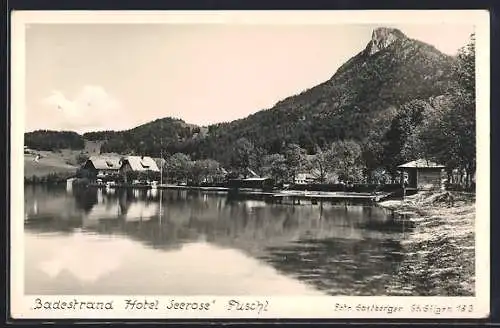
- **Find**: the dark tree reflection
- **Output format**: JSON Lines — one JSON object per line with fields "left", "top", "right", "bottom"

{"left": 25, "top": 186, "right": 409, "bottom": 295}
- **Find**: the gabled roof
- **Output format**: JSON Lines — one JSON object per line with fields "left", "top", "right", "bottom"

{"left": 398, "top": 159, "right": 445, "bottom": 169}
{"left": 123, "top": 156, "right": 160, "bottom": 172}
{"left": 87, "top": 156, "right": 122, "bottom": 170}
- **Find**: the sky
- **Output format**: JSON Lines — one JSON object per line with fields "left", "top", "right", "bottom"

{"left": 24, "top": 22, "right": 475, "bottom": 134}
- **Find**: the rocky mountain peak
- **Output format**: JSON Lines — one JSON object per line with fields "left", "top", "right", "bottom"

{"left": 365, "top": 27, "right": 407, "bottom": 55}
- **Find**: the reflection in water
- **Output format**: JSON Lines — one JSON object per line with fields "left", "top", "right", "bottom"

{"left": 38, "top": 232, "right": 137, "bottom": 283}
{"left": 24, "top": 185, "right": 409, "bottom": 295}
{"left": 261, "top": 238, "right": 404, "bottom": 296}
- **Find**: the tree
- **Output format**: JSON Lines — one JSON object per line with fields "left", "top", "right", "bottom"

{"left": 284, "top": 143, "right": 307, "bottom": 183}
{"left": 381, "top": 99, "right": 431, "bottom": 177}
{"left": 126, "top": 170, "right": 139, "bottom": 183}
{"left": 360, "top": 107, "right": 397, "bottom": 182}
{"left": 329, "top": 140, "right": 364, "bottom": 183}
{"left": 75, "top": 153, "right": 90, "bottom": 165}
{"left": 452, "top": 33, "right": 476, "bottom": 188}
{"left": 307, "top": 146, "right": 330, "bottom": 183}
{"left": 166, "top": 153, "right": 192, "bottom": 184}
{"left": 418, "top": 34, "right": 476, "bottom": 188}
{"left": 261, "top": 154, "right": 287, "bottom": 184}
{"left": 418, "top": 94, "right": 475, "bottom": 188}
{"left": 397, "top": 100, "right": 434, "bottom": 162}
{"left": 137, "top": 170, "right": 159, "bottom": 182}
{"left": 76, "top": 167, "right": 94, "bottom": 180}
{"left": 362, "top": 132, "right": 385, "bottom": 182}
{"left": 454, "top": 33, "right": 475, "bottom": 96}
{"left": 400, "top": 127, "right": 425, "bottom": 163}
{"left": 230, "top": 137, "right": 258, "bottom": 178}
{"left": 191, "top": 159, "right": 221, "bottom": 184}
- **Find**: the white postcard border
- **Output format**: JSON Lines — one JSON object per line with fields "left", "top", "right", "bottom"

{"left": 10, "top": 10, "right": 490, "bottom": 319}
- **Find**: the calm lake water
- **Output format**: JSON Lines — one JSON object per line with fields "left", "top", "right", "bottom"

{"left": 24, "top": 185, "right": 410, "bottom": 296}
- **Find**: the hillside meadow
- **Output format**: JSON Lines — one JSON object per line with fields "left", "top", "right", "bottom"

{"left": 23, "top": 140, "right": 119, "bottom": 178}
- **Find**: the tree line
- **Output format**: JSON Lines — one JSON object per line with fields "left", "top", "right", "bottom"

{"left": 25, "top": 130, "right": 85, "bottom": 151}
{"left": 380, "top": 34, "right": 476, "bottom": 188}
{"left": 135, "top": 139, "right": 368, "bottom": 186}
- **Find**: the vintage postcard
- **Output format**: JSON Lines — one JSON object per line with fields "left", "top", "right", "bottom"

{"left": 10, "top": 10, "right": 490, "bottom": 320}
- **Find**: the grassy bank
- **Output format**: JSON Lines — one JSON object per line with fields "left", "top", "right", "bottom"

{"left": 23, "top": 141, "right": 122, "bottom": 180}
{"left": 24, "top": 153, "right": 78, "bottom": 177}
{"left": 379, "top": 191, "right": 475, "bottom": 296}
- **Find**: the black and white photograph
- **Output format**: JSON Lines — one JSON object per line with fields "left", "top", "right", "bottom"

{"left": 10, "top": 10, "right": 489, "bottom": 319}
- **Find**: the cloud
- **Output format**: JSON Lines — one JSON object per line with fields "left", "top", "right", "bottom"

{"left": 38, "top": 232, "right": 137, "bottom": 283}
{"left": 41, "top": 85, "right": 122, "bottom": 133}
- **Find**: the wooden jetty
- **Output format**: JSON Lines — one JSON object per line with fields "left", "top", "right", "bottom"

{"left": 268, "top": 191, "right": 391, "bottom": 205}
{"left": 153, "top": 186, "right": 393, "bottom": 205}
{"left": 88, "top": 183, "right": 152, "bottom": 190}
{"left": 157, "top": 184, "right": 230, "bottom": 192}
{"left": 83, "top": 181, "right": 395, "bottom": 205}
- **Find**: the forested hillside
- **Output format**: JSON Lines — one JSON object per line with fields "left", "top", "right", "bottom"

{"left": 25, "top": 130, "right": 85, "bottom": 151}
{"left": 86, "top": 117, "right": 202, "bottom": 155}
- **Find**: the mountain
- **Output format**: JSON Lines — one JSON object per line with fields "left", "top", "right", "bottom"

{"left": 27, "top": 28, "right": 459, "bottom": 169}
{"left": 191, "top": 28, "right": 457, "bottom": 160}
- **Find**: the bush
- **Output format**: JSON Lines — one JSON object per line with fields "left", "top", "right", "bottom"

{"left": 76, "top": 168, "right": 95, "bottom": 180}
{"left": 76, "top": 153, "right": 90, "bottom": 165}
{"left": 24, "top": 171, "right": 76, "bottom": 185}
{"left": 73, "top": 178, "right": 90, "bottom": 186}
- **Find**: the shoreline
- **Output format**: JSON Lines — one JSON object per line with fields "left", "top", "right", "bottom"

{"left": 378, "top": 191, "right": 475, "bottom": 296}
